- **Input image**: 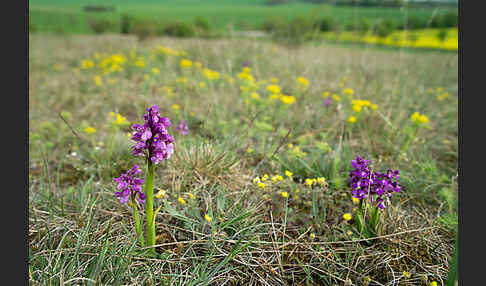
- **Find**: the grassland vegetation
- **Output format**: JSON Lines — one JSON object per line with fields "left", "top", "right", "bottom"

{"left": 29, "top": 31, "right": 457, "bottom": 285}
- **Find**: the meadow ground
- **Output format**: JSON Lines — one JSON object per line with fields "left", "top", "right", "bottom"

{"left": 29, "top": 33, "right": 457, "bottom": 285}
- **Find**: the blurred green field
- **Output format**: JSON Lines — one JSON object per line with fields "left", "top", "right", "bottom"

{"left": 29, "top": 0, "right": 457, "bottom": 34}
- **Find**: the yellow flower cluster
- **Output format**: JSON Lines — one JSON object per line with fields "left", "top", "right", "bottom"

{"left": 84, "top": 127, "right": 96, "bottom": 134}
{"left": 304, "top": 177, "right": 327, "bottom": 187}
{"left": 266, "top": 84, "right": 280, "bottom": 94}
{"left": 410, "top": 112, "right": 429, "bottom": 125}
{"left": 180, "top": 58, "right": 193, "bottom": 68}
{"left": 109, "top": 112, "right": 128, "bottom": 126}
{"left": 351, "top": 99, "right": 377, "bottom": 113}
{"left": 238, "top": 67, "right": 255, "bottom": 82}
{"left": 296, "top": 76, "right": 309, "bottom": 88}
{"left": 81, "top": 59, "right": 94, "bottom": 69}
{"left": 153, "top": 45, "right": 184, "bottom": 57}
{"left": 202, "top": 68, "right": 220, "bottom": 80}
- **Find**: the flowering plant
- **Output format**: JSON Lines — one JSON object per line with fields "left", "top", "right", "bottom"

{"left": 349, "top": 156, "right": 401, "bottom": 239}
{"left": 114, "top": 105, "right": 174, "bottom": 252}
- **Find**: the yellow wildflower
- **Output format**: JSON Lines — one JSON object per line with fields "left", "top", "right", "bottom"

{"left": 188, "top": 192, "right": 195, "bottom": 200}
{"left": 257, "top": 182, "right": 266, "bottom": 189}
{"left": 135, "top": 58, "right": 145, "bottom": 68}
{"left": 371, "top": 104, "right": 378, "bottom": 110}
{"left": 171, "top": 104, "right": 180, "bottom": 110}
{"left": 204, "top": 214, "right": 212, "bottom": 223}
{"left": 352, "top": 197, "right": 360, "bottom": 204}
{"left": 352, "top": 105, "right": 362, "bottom": 113}
{"left": 429, "top": 282, "right": 438, "bottom": 286}
{"left": 348, "top": 116, "right": 357, "bottom": 124}
{"left": 155, "top": 189, "right": 166, "bottom": 199}
{"left": 262, "top": 174, "right": 269, "bottom": 181}
{"left": 266, "top": 85, "right": 280, "bottom": 94}
{"left": 251, "top": 92, "right": 260, "bottom": 100}
{"left": 310, "top": 233, "right": 315, "bottom": 239}
{"left": 199, "top": 81, "right": 206, "bottom": 88}
{"left": 296, "top": 76, "right": 309, "bottom": 87}
{"left": 343, "top": 213, "right": 352, "bottom": 221}
{"left": 81, "top": 59, "right": 94, "bottom": 69}
{"left": 180, "top": 59, "right": 193, "bottom": 68}
{"left": 403, "top": 271, "right": 411, "bottom": 279}
{"left": 285, "top": 170, "right": 293, "bottom": 178}
{"left": 276, "top": 175, "right": 283, "bottom": 181}
{"left": 194, "top": 61, "right": 202, "bottom": 69}
{"left": 281, "top": 192, "right": 288, "bottom": 198}
{"left": 322, "top": 91, "right": 330, "bottom": 97}
{"left": 342, "top": 88, "right": 354, "bottom": 96}
{"left": 295, "top": 189, "right": 300, "bottom": 194}
{"left": 151, "top": 67, "right": 160, "bottom": 75}
{"left": 253, "top": 177, "right": 261, "bottom": 184}
{"left": 305, "top": 178, "right": 314, "bottom": 187}
{"left": 178, "top": 197, "right": 187, "bottom": 206}
{"left": 280, "top": 95, "right": 296, "bottom": 104}
{"left": 317, "top": 177, "right": 326, "bottom": 185}
{"left": 332, "top": 94, "right": 341, "bottom": 101}
{"left": 83, "top": 127, "right": 96, "bottom": 134}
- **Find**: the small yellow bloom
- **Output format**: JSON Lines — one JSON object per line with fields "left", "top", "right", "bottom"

{"left": 188, "top": 192, "right": 195, "bottom": 200}
{"left": 352, "top": 197, "right": 360, "bottom": 204}
{"left": 305, "top": 178, "right": 314, "bottom": 187}
{"left": 295, "top": 189, "right": 300, "bottom": 194}
{"left": 171, "top": 104, "right": 180, "bottom": 110}
{"left": 281, "top": 192, "right": 288, "bottom": 198}
{"left": 346, "top": 230, "right": 353, "bottom": 235}
{"left": 271, "top": 176, "right": 278, "bottom": 182}
{"left": 280, "top": 95, "right": 296, "bottom": 105}
{"left": 199, "top": 81, "right": 206, "bottom": 88}
{"left": 262, "top": 174, "right": 269, "bottom": 181}
{"left": 178, "top": 197, "right": 187, "bottom": 206}
{"left": 288, "top": 144, "right": 293, "bottom": 149}
{"left": 342, "top": 88, "right": 354, "bottom": 96}
{"left": 429, "top": 281, "right": 438, "bottom": 286}
{"left": 296, "top": 76, "right": 309, "bottom": 87}
{"left": 257, "top": 182, "right": 266, "bottom": 189}
{"left": 310, "top": 233, "right": 315, "bottom": 239}
{"left": 322, "top": 91, "right": 330, "bottom": 97}
{"left": 253, "top": 177, "right": 261, "bottom": 184}
{"left": 263, "top": 194, "right": 269, "bottom": 200}
{"left": 151, "top": 67, "right": 160, "bottom": 75}
{"left": 317, "top": 177, "right": 326, "bottom": 185}
{"left": 352, "top": 105, "right": 362, "bottom": 113}
{"left": 266, "top": 85, "right": 281, "bottom": 94}
{"left": 251, "top": 92, "right": 260, "bottom": 100}
{"left": 403, "top": 271, "right": 411, "bottom": 279}
{"left": 204, "top": 214, "right": 212, "bottom": 223}
{"left": 155, "top": 189, "right": 166, "bottom": 199}
{"left": 276, "top": 175, "right": 283, "bottom": 181}
{"left": 343, "top": 213, "right": 352, "bottom": 221}
{"left": 247, "top": 147, "right": 253, "bottom": 153}
{"left": 194, "top": 61, "right": 202, "bottom": 69}
{"left": 348, "top": 116, "right": 357, "bottom": 124}
{"left": 81, "top": 59, "right": 94, "bottom": 69}
{"left": 180, "top": 59, "right": 193, "bottom": 68}
{"left": 371, "top": 104, "right": 378, "bottom": 110}
{"left": 332, "top": 94, "right": 341, "bottom": 102}
{"left": 83, "top": 127, "right": 96, "bottom": 134}
{"left": 285, "top": 170, "right": 293, "bottom": 178}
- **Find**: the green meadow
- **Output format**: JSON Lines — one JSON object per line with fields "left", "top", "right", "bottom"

{"left": 29, "top": 0, "right": 457, "bottom": 34}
